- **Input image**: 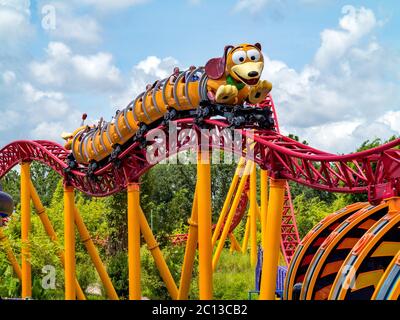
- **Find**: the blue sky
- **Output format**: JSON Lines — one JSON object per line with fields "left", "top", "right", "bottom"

{"left": 0, "top": 0, "right": 399, "bottom": 153}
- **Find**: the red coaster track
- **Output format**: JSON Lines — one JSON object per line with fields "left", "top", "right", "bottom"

{"left": 2, "top": 107, "right": 399, "bottom": 203}
{"left": 170, "top": 97, "right": 300, "bottom": 264}
{"left": 1, "top": 98, "right": 400, "bottom": 265}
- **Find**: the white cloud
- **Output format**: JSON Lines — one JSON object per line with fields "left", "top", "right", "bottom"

{"left": 314, "top": 6, "right": 377, "bottom": 69}
{"left": 0, "top": 73, "right": 82, "bottom": 145}
{"left": 19, "top": 82, "right": 71, "bottom": 122}
{"left": 2, "top": 70, "right": 16, "bottom": 85}
{"left": 110, "top": 55, "right": 178, "bottom": 110}
{"left": 30, "top": 121, "right": 70, "bottom": 142}
{"left": 35, "top": 0, "right": 148, "bottom": 46}
{"left": 300, "top": 0, "right": 333, "bottom": 5}
{"left": 0, "top": 38, "right": 122, "bottom": 146}
{"left": 0, "top": 0, "right": 33, "bottom": 45}
{"left": 280, "top": 120, "right": 363, "bottom": 153}
{"left": 22, "top": 53, "right": 178, "bottom": 142}
{"left": 135, "top": 56, "right": 178, "bottom": 79}
{"left": 0, "top": 0, "right": 31, "bottom": 14}
{"left": 234, "top": 0, "right": 270, "bottom": 14}
{"left": 27, "top": 101, "right": 81, "bottom": 143}
{"left": 30, "top": 42, "right": 122, "bottom": 92}
{"left": 0, "top": 110, "right": 20, "bottom": 132}
{"left": 281, "top": 119, "right": 397, "bottom": 154}
{"left": 352, "top": 122, "right": 397, "bottom": 141}
{"left": 106, "top": 5, "right": 400, "bottom": 154}
{"left": 74, "top": 54, "right": 120, "bottom": 82}
{"left": 378, "top": 111, "right": 400, "bottom": 133}
{"left": 77, "top": 0, "right": 149, "bottom": 11}
{"left": 22, "top": 82, "right": 64, "bottom": 103}
{"left": 1, "top": 3, "right": 398, "bottom": 156}
{"left": 42, "top": 2, "right": 102, "bottom": 45}
{"left": 262, "top": 5, "right": 400, "bottom": 153}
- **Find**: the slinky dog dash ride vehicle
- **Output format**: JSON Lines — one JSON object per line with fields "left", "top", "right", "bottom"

{"left": 61, "top": 43, "right": 274, "bottom": 169}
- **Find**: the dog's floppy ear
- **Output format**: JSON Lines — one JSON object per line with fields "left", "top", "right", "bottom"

{"left": 205, "top": 45, "right": 234, "bottom": 80}
{"left": 254, "top": 43, "right": 262, "bottom": 50}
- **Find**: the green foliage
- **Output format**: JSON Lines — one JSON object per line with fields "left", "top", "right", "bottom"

{"left": 104, "top": 192, "right": 128, "bottom": 255}
{"left": 213, "top": 250, "right": 254, "bottom": 300}
{"left": 294, "top": 195, "right": 328, "bottom": 238}
{"left": 139, "top": 161, "right": 236, "bottom": 235}
{"left": 288, "top": 181, "right": 338, "bottom": 204}
{"left": 1, "top": 162, "right": 61, "bottom": 207}
{"left": 294, "top": 194, "right": 349, "bottom": 238}
{"left": 141, "top": 245, "right": 178, "bottom": 300}
{"left": 1, "top": 169, "right": 20, "bottom": 205}
{"left": 289, "top": 135, "right": 399, "bottom": 237}
{"left": 107, "top": 244, "right": 194, "bottom": 300}
{"left": 0, "top": 264, "right": 21, "bottom": 298}
{"left": 344, "top": 135, "right": 399, "bottom": 204}
{"left": 140, "top": 164, "right": 195, "bottom": 235}
{"left": 1, "top": 135, "right": 398, "bottom": 300}
{"left": 211, "top": 160, "right": 236, "bottom": 221}
{"left": 287, "top": 134, "right": 308, "bottom": 146}
{"left": 107, "top": 251, "right": 129, "bottom": 298}
{"left": 0, "top": 178, "right": 111, "bottom": 300}
{"left": 30, "top": 162, "right": 61, "bottom": 207}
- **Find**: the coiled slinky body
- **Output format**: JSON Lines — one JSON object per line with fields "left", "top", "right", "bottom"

{"left": 66, "top": 43, "right": 272, "bottom": 164}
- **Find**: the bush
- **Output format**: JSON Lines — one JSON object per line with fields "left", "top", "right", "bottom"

{"left": 107, "top": 243, "right": 194, "bottom": 300}
{"left": 294, "top": 194, "right": 350, "bottom": 238}
{"left": 107, "top": 251, "right": 129, "bottom": 299}
{"left": 213, "top": 250, "right": 254, "bottom": 300}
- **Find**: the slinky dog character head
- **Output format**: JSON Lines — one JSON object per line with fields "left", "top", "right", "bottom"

{"left": 205, "top": 43, "right": 264, "bottom": 86}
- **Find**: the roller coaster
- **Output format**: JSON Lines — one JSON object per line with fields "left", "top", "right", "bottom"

{"left": 0, "top": 43, "right": 399, "bottom": 300}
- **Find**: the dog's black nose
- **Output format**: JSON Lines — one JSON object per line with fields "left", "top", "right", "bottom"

{"left": 248, "top": 71, "right": 259, "bottom": 77}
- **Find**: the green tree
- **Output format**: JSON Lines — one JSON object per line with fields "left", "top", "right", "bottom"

{"left": 1, "top": 162, "right": 61, "bottom": 207}
{"left": 30, "top": 162, "right": 61, "bottom": 207}
{"left": 287, "top": 133, "right": 308, "bottom": 146}
{"left": 294, "top": 193, "right": 349, "bottom": 238}
{"left": 104, "top": 192, "right": 128, "bottom": 255}
{"left": 344, "top": 135, "right": 399, "bottom": 204}
{"left": 1, "top": 169, "right": 20, "bottom": 204}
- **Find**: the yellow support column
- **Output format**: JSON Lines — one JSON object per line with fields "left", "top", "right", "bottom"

{"left": 74, "top": 207, "right": 119, "bottom": 300}
{"left": 213, "top": 161, "right": 252, "bottom": 270}
{"left": 64, "top": 184, "right": 76, "bottom": 300}
{"left": 241, "top": 215, "right": 250, "bottom": 253}
{"left": 260, "top": 170, "right": 269, "bottom": 248}
{"left": 249, "top": 162, "right": 257, "bottom": 267}
{"left": 30, "top": 181, "right": 58, "bottom": 243}
{"left": 197, "top": 150, "right": 213, "bottom": 300}
{"left": 229, "top": 233, "right": 241, "bottom": 253}
{"left": 29, "top": 181, "right": 86, "bottom": 300}
{"left": 20, "top": 162, "right": 31, "bottom": 299}
{"left": 212, "top": 158, "right": 245, "bottom": 247}
{"left": 0, "top": 229, "right": 22, "bottom": 280}
{"left": 127, "top": 182, "right": 141, "bottom": 300}
{"left": 178, "top": 187, "right": 198, "bottom": 300}
{"left": 260, "top": 178, "right": 286, "bottom": 300}
{"left": 138, "top": 207, "right": 178, "bottom": 299}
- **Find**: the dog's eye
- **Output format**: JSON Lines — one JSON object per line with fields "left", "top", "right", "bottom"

{"left": 232, "top": 50, "right": 247, "bottom": 64}
{"left": 247, "top": 49, "right": 261, "bottom": 62}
